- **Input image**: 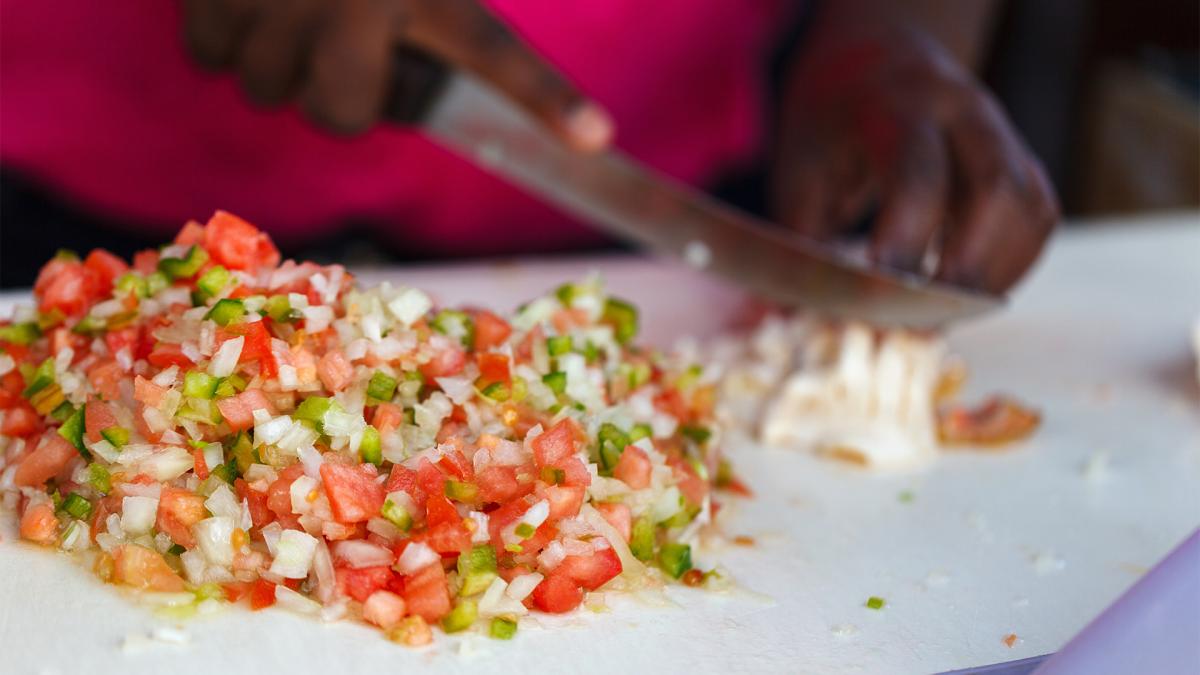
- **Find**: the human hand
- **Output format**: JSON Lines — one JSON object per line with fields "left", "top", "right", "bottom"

{"left": 772, "top": 5, "right": 1059, "bottom": 293}
{"left": 182, "top": 0, "right": 613, "bottom": 149}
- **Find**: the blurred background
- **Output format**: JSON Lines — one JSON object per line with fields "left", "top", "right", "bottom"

{"left": 1, "top": 0, "right": 1197, "bottom": 287}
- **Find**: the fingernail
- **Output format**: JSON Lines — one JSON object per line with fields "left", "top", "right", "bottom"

{"left": 563, "top": 103, "right": 614, "bottom": 151}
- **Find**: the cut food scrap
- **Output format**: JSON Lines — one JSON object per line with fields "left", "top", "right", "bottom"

{"left": 713, "top": 316, "right": 1040, "bottom": 469}
{"left": 0, "top": 211, "right": 736, "bottom": 643}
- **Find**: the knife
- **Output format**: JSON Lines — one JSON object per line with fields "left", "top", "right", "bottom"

{"left": 386, "top": 50, "right": 1001, "bottom": 329}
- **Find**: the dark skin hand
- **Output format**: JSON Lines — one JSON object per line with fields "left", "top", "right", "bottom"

{"left": 182, "top": 0, "right": 1056, "bottom": 294}
{"left": 772, "top": 1, "right": 1060, "bottom": 293}
{"left": 181, "top": 0, "right": 614, "bottom": 149}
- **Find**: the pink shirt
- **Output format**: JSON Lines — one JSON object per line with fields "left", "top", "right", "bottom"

{"left": 1, "top": 1, "right": 788, "bottom": 256}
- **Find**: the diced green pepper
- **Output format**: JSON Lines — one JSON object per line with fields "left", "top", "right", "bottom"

{"left": 60, "top": 493, "right": 93, "bottom": 520}
{"left": 195, "top": 265, "right": 232, "bottom": 300}
{"left": 0, "top": 322, "right": 41, "bottom": 346}
{"left": 36, "top": 308, "right": 65, "bottom": 331}
{"left": 663, "top": 503, "right": 700, "bottom": 529}
{"left": 114, "top": 273, "right": 149, "bottom": 298}
{"left": 541, "top": 371, "right": 567, "bottom": 395}
{"left": 514, "top": 522, "right": 535, "bottom": 539}
{"left": 49, "top": 401, "right": 76, "bottom": 423}
{"left": 293, "top": 396, "right": 336, "bottom": 431}
{"left": 205, "top": 298, "right": 245, "bottom": 326}
{"left": 627, "top": 362, "right": 652, "bottom": 390}
{"left": 445, "top": 479, "right": 479, "bottom": 503}
{"left": 658, "top": 542, "right": 692, "bottom": 579}
{"left": 100, "top": 426, "right": 130, "bottom": 448}
{"left": 597, "top": 423, "right": 630, "bottom": 471}
{"left": 21, "top": 357, "right": 56, "bottom": 398}
{"left": 168, "top": 544, "right": 187, "bottom": 557}
{"left": 183, "top": 370, "right": 222, "bottom": 399}
{"left": 441, "top": 600, "right": 478, "bottom": 633}
{"left": 866, "top": 596, "right": 886, "bottom": 610}
{"left": 546, "top": 335, "right": 572, "bottom": 357}
{"left": 630, "top": 516, "right": 656, "bottom": 562}
{"left": 158, "top": 245, "right": 209, "bottom": 280}
{"left": 228, "top": 432, "right": 258, "bottom": 474}
{"left": 29, "top": 384, "right": 65, "bottom": 416}
{"left": 554, "top": 283, "right": 580, "bottom": 305}
{"left": 583, "top": 340, "right": 599, "bottom": 363}
{"left": 602, "top": 297, "right": 639, "bottom": 344}
{"left": 71, "top": 314, "right": 107, "bottom": 336}
{"left": 367, "top": 371, "right": 398, "bottom": 402}
{"left": 431, "top": 309, "right": 475, "bottom": 348}
{"left": 480, "top": 381, "right": 510, "bottom": 402}
{"left": 489, "top": 616, "right": 518, "bottom": 640}
{"left": 457, "top": 544, "right": 498, "bottom": 596}
{"left": 629, "top": 423, "right": 653, "bottom": 442}
{"left": 262, "top": 294, "right": 297, "bottom": 323}
{"left": 210, "top": 462, "right": 237, "bottom": 484}
{"left": 359, "top": 425, "right": 382, "bottom": 466}
{"left": 898, "top": 491, "right": 915, "bottom": 504}
{"left": 88, "top": 464, "right": 112, "bottom": 494}
{"left": 680, "top": 425, "right": 711, "bottom": 445}
{"left": 193, "top": 581, "right": 224, "bottom": 601}
{"left": 58, "top": 405, "right": 89, "bottom": 458}
{"left": 380, "top": 496, "right": 412, "bottom": 532}
{"left": 145, "top": 271, "right": 171, "bottom": 297}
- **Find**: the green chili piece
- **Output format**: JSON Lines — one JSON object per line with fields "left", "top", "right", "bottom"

{"left": 205, "top": 298, "right": 245, "bottom": 326}
{"left": 489, "top": 617, "right": 518, "bottom": 640}
{"left": 359, "top": 425, "right": 382, "bottom": 466}
{"left": 658, "top": 542, "right": 692, "bottom": 579}
{"left": 367, "top": 371, "right": 398, "bottom": 402}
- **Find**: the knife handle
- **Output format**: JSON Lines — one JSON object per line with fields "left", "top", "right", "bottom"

{"left": 383, "top": 47, "right": 451, "bottom": 125}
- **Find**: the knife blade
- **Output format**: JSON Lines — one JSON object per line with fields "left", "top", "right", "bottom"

{"left": 397, "top": 57, "right": 1001, "bottom": 329}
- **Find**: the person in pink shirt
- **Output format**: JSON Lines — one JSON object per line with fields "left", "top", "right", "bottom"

{"left": 0, "top": 0, "right": 1057, "bottom": 293}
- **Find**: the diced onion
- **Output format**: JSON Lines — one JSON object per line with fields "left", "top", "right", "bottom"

{"left": 289, "top": 475, "right": 319, "bottom": 515}
{"left": 387, "top": 288, "right": 432, "bottom": 326}
{"left": 254, "top": 414, "right": 294, "bottom": 447}
{"left": 478, "top": 577, "right": 528, "bottom": 618}
{"left": 331, "top": 540, "right": 394, "bottom": 569}
{"left": 275, "top": 585, "right": 322, "bottom": 615}
{"left": 119, "top": 492, "right": 158, "bottom": 533}
{"left": 269, "top": 529, "right": 319, "bottom": 579}
{"left": 138, "top": 446, "right": 194, "bottom": 481}
{"left": 204, "top": 484, "right": 242, "bottom": 520}
{"left": 194, "top": 517, "right": 236, "bottom": 567}
{"left": 394, "top": 542, "right": 439, "bottom": 575}
{"left": 505, "top": 573, "right": 544, "bottom": 602}
{"left": 434, "top": 376, "right": 473, "bottom": 406}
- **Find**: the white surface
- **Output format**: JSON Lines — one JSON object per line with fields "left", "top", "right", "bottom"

{"left": 2, "top": 213, "right": 1199, "bottom": 674}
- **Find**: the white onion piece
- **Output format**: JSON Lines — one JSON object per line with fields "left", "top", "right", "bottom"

{"left": 331, "top": 540, "right": 394, "bottom": 569}
{"left": 208, "top": 336, "right": 244, "bottom": 378}
{"left": 289, "top": 475, "right": 319, "bottom": 515}
{"left": 120, "top": 496, "right": 158, "bottom": 536}
{"left": 505, "top": 573, "right": 544, "bottom": 602}
{"left": 193, "top": 517, "right": 236, "bottom": 567}
{"left": 275, "top": 585, "right": 321, "bottom": 615}
{"left": 138, "top": 447, "right": 194, "bottom": 481}
{"left": 270, "top": 529, "right": 319, "bottom": 579}
{"left": 394, "top": 542, "right": 439, "bottom": 575}
{"left": 204, "top": 484, "right": 241, "bottom": 520}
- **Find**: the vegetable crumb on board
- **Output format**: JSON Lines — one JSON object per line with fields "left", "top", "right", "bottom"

{"left": 865, "top": 596, "right": 886, "bottom": 610}
{"left": 1031, "top": 551, "right": 1066, "bottom": 575}
{"left": 1003, "top": 633, "right": 1020, "bottom": 648}
{"left": 732, "top": 535, "right": 756, "bottom": 547}
{"left": 897, "top": 490, "right": 915, "bottom": 503}
{"left": 831, "top": 624, "right": 859, "bottom": 638}
{"left": 1081, "top": 451, "right": 1111, "bottom": 482}
{"left": 120, "top": 626, "right": 191, "bottom": 654}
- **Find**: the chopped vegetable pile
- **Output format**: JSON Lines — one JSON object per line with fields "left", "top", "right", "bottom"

{"left": 0, "top": 211, "right": 739, "bottom": 644}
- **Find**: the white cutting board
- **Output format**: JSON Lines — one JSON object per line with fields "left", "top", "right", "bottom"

{"left": 2, "top": 213, "right": 1198, "bottom": 675}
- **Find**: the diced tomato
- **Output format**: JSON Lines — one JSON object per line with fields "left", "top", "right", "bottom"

{"left": 104, "top": 327, "right": 139, "bottom": 358}
{"left": 216, "top": 388, "right": 275, "bottom": 431}
{"left": 556, "top": 546, "right": 622, "bottom": 591}
{"left": 654, "top": 389, "right": 690, "bottom": 421}
{"left": 537, "top": 484, "right": 586, "bottom": 522}
{"left": 1, "top": 402, "right": 42, "bottom": 438}
{"left": 552, "top": 455, "right": 591, "bottom": 488}
{"left": 424, "top": 494, "right": 460, "bottom": 528}
{"left": 132, "top": 375, "right": 167, "bottom": 408}
{"left": 472, "top": 310, "right": 512, "bottom": 351}
{"left": 49, "top": 327, "right": 85, "bottom": 357}
{"left": 113, "top": 544, "right": 186, "bottom": 592}
{"left": 156, "top": 487, "right": 207, "bottom": 548}
{"left": 336, "top": 565, "right": 395, "bottom": 603}
{"left": 416, "top": 520, "right": 471, "bottom": 556}
{"left": 219, "top": 321, "right": 277, "bottom": 378}
{"left": 384, "top": 464, "right": 426, "bottom": 512}
{"left": 13, "top": 435, "right": 78, "bottom": 488}
{"left": 363, "top": 590, "right": 407, "bottom": 630}
{"left": 132, "top": 249, "right": 159, "bottom": 275}
{"left": 596, "top": 502, "right": 632, "bottom": 542}
{"left": 317, "top": 351, "right": 354, "bottom": 392}
{"left": 222, "top": 581, "right": 252, "bottom": 602}
{"left": 203, "top": 210, "right": 281, "bottom": 271}
{"left": 234, "top": 478, "right": 273, "bottom": 528}
{"left": 487, "top": 498, "right": 532, "bottom": 548}
{"left": 436, "top": 449, "right": 473, "bottom": 482}
{"left": 36, "top": 259, "right": 102, "bottom": 317}
{"left": 514, "top": 325, "right": 543, "bottom": 364}
{"left": 266, "top": 465, "right": 306, "bottom": 521}
{"left": 669, "top": 458, "right": 709, "bottom": 507}
{"left": 613, "top": 445, "right": 652, "bottom": 489}
{"left": 418, "top": 345, "right": 466, "bottom": 380}
{"left": 415, "top": 458, "right": 447, "bottom": 498}
{"left": 191, "top": 446, "right": 210, "bottom": 480}
{"left": 321, "top": 463, "right": 385, "bottom": 524}
{"left": 84, "top": 400, "right": 118, "bottom": 443}
{"left": 174, "top": 220, "right": 207, "bottom": 246}
{"left": 87, "top": 361, "right": 124, "bottom": 401}
{"left": 531, "top": 418, "right": 578, "bottom": 467}
{"left": 83, "top": 249, "right": 129, "bottom": 292}
{"left": 475, "top": 352, "right": 511, "bottom": 386}
{"left": 146, "top": 343, "right": 194, "bottom": 369}
{"left": 249, "top": 578, "right": 277, "bottom": 610}
{"left": 551, "top": 308, "right": 590, "bottom": 334}
{"left": 372, "top": 402, "right": 404, "bottom": 437}
{"left": 19, "top": 502, "right": 59, "bottom": 545}
{"left": 476, "top": 466, "right": 534, "bottom": 504}
{"left": 402, "top": 562, "right": 451, "bottom": 622}
{"left": 531, "top": 571, "right": 583, "bottom": 613}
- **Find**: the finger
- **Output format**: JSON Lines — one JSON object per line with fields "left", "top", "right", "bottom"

{"left": 940, "top": 89, "right": 1058, "bottom": 292}
{"left": 236, "top": 0, "right": 322, "bottom": 105}
{"left": 868, "top": 119, "right": 949, "bottom": 274}
{"left": 774, "top": 147, "right": 839, "bottom": 241}
{"left": 404, "top": 0, "right": 613, "bottom": 151}
{"left": 183, "top": 0, "right": 257, "bottom": 70}
{"left": 301, "top": 0, "right": 395, "bottom": 135}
